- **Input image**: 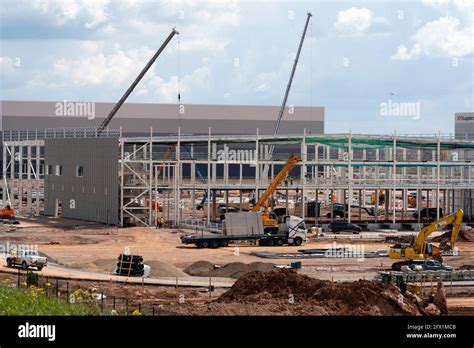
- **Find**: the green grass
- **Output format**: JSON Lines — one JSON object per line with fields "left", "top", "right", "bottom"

{"left": 0, "top": 285, "right": 100, "bottom": 315}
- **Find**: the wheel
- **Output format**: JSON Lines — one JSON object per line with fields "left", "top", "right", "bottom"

{"left": 293, "top": 237, "right": 303, "bottom": 246}
{"left": 37, "top": 266, "right": 43, "bottom": 271}
{"left": 276, "top": 239, "right": 284, "bottom": 246}
{"left": 220, "top": 240, "right": 229, "bottom": 247}
{"left": 210, "top": 240, "right": 219, "bottom": 248}
{"left": 266, "top": 239, "right": 275, "bottom": 246}
{"left": 6, "top": 258, "right": 13, "bottom": 267}
{"left": 22, "top": 261, "right": 28, "bottom": 270}
{"left": 201, "top": 240, "right": 210, "bottom": 248}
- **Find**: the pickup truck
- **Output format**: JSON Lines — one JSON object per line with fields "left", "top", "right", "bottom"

{"left": 408, "top": 260, "right": 453, "bottom": 272}
{"left": 6, "top": 250, "right": 47, "bottom": 271}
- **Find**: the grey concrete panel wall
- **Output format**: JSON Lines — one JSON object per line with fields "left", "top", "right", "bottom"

{"left": 1, "top": 100, "right": 325, "bottom": 135}
{"left": 1, "top": 116, "right": 323, "bottom": 136}
{"left": 44, "top": 138, "right": 118, "bottom": 224}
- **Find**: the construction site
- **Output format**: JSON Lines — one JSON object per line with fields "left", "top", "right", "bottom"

{"left": 1, "top": 14, "right": 474, "bottom": 320}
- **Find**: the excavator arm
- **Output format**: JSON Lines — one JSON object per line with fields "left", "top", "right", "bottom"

{"left": 448, "top": 209, "right": 464, "bottom": 249}
{"left": 251, "top": 154, "right": 301, "bottom": 216}
{"left": 413, "top": 209, "right": 464, "bottom": 254}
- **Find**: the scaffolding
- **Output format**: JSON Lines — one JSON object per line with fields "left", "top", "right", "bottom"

{"left": 119, "top": 128, "right": 474, "bottom": 227}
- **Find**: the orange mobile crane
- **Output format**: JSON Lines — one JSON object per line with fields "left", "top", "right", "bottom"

{"left": 251, "top": 154, "right": 301, "bottom": 233}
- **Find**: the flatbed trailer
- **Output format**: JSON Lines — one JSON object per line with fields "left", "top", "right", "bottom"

{"left": 180, "top": 232, "right": 304, "bottom": 248}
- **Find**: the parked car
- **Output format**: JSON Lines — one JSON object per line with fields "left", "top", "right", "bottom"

{"left": 408, "top": 260, "right": 453, "bottom": 271}
{"left": 413, "top": 208, "right": 443, "bottom": 220}
{"left": 328, "top": 222, "right": 362, "bottom": 234}
{"left": 6, "top": 249, "right": 47, "bottom": 271}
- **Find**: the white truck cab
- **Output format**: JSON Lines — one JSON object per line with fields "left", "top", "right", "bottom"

{"left": 279, "top": 215, "right": 307, "bottom": 246}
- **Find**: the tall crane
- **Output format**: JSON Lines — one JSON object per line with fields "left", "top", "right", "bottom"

{"left": 97, "top": 28, "right": 179, "bottom": 135}
{"left": 252, "top": 154, "right": 301, "bottom": 229}
{"left": 266, "top": 12, "right": 312, "bottom": 163}
{"left": 390, "top": 209, "right": 464, "bottom": 270}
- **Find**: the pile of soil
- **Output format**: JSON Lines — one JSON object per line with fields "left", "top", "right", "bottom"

{"left": 458, "top": 264, "right": 474, "bottom": 270}
{"left": 145, "top": 260, "right": 187, "bottom": 277}
{"left": 215, "top": 268, "right": 437, "bottom": 316}
{"left": 184, "top": 261, "right": 274, "bottom": 279}
{"left": 184, "top": 261, "right": 214, "bottom": 276}
{"left": 432, "top": 228, "right": 474, "bottom": 243}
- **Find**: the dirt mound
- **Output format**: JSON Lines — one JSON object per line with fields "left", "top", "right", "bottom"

{"left": 458, "top": 264, "right": 474, "bottom": 270}
{"left": 432, "top": 228, "right": 474, "bottom": 243}
{"left": 216, "top": 269, "right": 432, "bottom": 315}
{"left": 145, "top": 260, "right": 187, "bottom": 277}
{"left": 184, "top": 261, "right": 275, "bottom": 279}
{"left": 184, "top": 261, "right": 214, "bottom": 276}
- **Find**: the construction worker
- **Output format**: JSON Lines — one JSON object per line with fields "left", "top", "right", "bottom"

{"left": 156, "top": 216, "right": 165, "bottom": 229}
{"left": 1, "top": 205, "right": 15, "bottom": 223}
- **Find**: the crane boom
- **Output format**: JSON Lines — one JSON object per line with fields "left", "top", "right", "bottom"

{"left": 252, "top": 154, "right": 301, "bottom": 213}
{"left": 268, "top": 12, "right": 312, "bottom": 160}
{"left": 97, "top": 28, "right": 179, "bottom": 135}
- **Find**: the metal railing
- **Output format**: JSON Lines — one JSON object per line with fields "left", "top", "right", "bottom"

{"left": 3, "top": 127, "right": 120, "bottom": 141}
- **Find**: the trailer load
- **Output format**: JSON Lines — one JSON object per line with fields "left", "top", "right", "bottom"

{"left": 180, "top": 212, "right": 307, "bottom": 248}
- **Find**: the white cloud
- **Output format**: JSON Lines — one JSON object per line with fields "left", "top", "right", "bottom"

{"left": 28, "top": 0, "right": 109, "bottom": 28}
{"left": 0, "top": 56, "right": 17, "bottom": 74}
{"left": 148, "top": 65, "right": 211, "bottom": 103}
{"left": 335, "top": 7, "right": 373, "bottom": 34}
{"left": 420, "top": 0, "right": 451, "bottom": 8}
{"left": 392, "top": 16, "right": 474, "bottom": 60}
{"left": 453, "top": 0, "right": 474, "bottom": 12}
{"left": 25, "top": 44, "right": 212, "bottom": 103}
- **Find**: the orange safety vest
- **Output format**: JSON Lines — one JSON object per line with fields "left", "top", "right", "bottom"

{"left": 2, "top": 207, "right": 14, "bottom": 219}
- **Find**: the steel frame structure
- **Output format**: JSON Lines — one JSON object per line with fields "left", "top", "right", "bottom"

{"left": 2, "top": 127, "right": 473, "bottom": 227}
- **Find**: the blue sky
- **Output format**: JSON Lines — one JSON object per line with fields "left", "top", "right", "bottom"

{"left": 1, "top": 0, "right": 473, "bottom": 134}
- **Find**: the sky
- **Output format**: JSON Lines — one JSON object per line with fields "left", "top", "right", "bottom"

{"left": 0, "top": 0, "right": 473, "bottom": 134}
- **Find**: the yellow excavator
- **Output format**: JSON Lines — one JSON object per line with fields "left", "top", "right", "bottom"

{"left": 251, "top": 154, "right": 301, "bottom": 233}
{"left": 389, "top": 209, "right": 464, "bottom": 270}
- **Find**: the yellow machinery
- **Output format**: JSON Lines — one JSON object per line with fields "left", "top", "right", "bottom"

{"left": 389, "top": 209, "right": 464, "bottom": 270}
{"left": 251, "top": 154, "right": 301, "bottom": 232}
{"left": 370, "top": 190, "right": 385, "bottom": 205}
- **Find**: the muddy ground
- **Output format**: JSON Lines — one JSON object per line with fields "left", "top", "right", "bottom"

{"left": 0, "top": 217, "right": 473, "bottom": 315}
